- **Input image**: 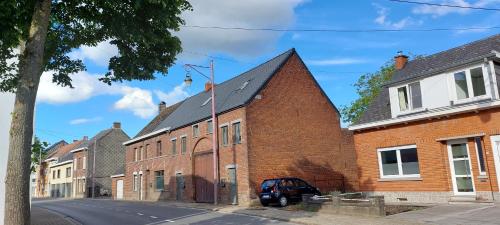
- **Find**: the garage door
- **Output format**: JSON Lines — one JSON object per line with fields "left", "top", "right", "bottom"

{"left": 194, "top": 152, "right": 214, "bottom": 203}
{"left": 116, "top": 180, "right": 123, "bottom": 200}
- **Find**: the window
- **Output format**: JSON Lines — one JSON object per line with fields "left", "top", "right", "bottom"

{"left": 82, "top": 157, "right": 86, "bottom": 169}
{"left": 193, "top": 124, "right": 200, "bottom": 138}
{"left": 171, "top": 139, "right": 177, "bottom": 155}
{"left": 155, "top": 170, "right": 164, "bottom": 191}
{"left": 475, "top": 137, "right": 486, "bottom": 175}
{"left": 397, "top": 82, "right": 422, "bottom": 112}
{"left": 221, "top": 125, "right": 229, "bottom": 146}
{"left": 232, "top": 122, "right": 241, "bottom": 144}
{"left": 140, "top": 146, "right": 144, "bottom": 160}
{"left": 133, "top": 174, "right": 138, "bottom": 191}
{"left": 134, "top": 148, "right": 138, "bottom": 161}
{"left": 74, "top": 159, "right": 77, "bottom": 170}
{"left": 66, "top": 167, "right": 71, "bottom": 177}
{"left": 453, "top": 67, "right": 487, "bottom": 100}
{"left": 181, "top": 136, "right": 187, "bottom": 154}
{"left": 57, "top": 169, "right": 60, "bottom": 178}
{"left": 378, "top": 145, "right": 420, "bottom": 178}
{"left": 157, "top": 141, "right": 162, "bottom": 157}
{"left": 53, "top": 170, "right": 56, "bottom": 179}
{"left": 207, "top": 120, "right": 213, "bottom": 134}
{"left": 145, "top": 144, "right": 149, "bottom": 159}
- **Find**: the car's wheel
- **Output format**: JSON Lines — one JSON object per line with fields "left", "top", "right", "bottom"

{"left": 279, "top": 195, "right": 288, "bottom": 207}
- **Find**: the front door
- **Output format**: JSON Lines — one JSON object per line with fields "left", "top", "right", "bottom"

{"left": 116, "top": 180, "right": 123, "bottom": 199}
{"left": 176, "top": 173, "right": 184, "bottom": 201}
{"left": 228, "top": 168, "right": 238, "bottom": 205}
{"left": 447, "top": 140, "right": 475, "bottom": 195}
{"left": 490, "top": 135, "right": 500, "bottom": 192}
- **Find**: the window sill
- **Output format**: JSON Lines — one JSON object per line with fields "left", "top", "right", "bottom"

{"left": 378, "top": 177, "right": 422, "bottom": 182}
{"left": 396, "top": 108, "right": 427, "bottom": 117}
{"left": 453, "top": 96, "right": 491, "bottom": 106}
{"left": 477, "top": 175, "right": 488, "bottom": 179}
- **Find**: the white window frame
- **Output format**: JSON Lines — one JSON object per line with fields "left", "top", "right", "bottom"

{"left": 474, "top": 138, "right": 487, "bottom": 176}
{"left": 133, "top": 174, "right": 138, "bottom": 191}
{"left": 395, "top": 81, "right": 423, "bottom": 113}
{"left": 231, "top": 120, "right": 242, "bottom": 144}
{"left": 170, "top": 137, "right": 177, "bottom": 155}
{"left": 180, "top": 135, "right": 187, "bottom": 154}
{"left": 450, "top": 65, "right": 490, "bottom": 104}
{"left": 82, "top": 156, "right": 86, "bottom": 169}
{"left": 192, "top": 124, "right": 200, "bottom": 138}
{"left": 377, "top": 144, "right": 420, "bottom": 179}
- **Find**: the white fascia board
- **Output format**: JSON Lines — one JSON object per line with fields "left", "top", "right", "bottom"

{"left": 110, "top": 174, "right": 125, "bottom": 178}
{"left": 49, "top": 160, "right": 73, "bottom": 168}
{"left": 70, "top": 147, "right": 88, "bottom": 153}
{"left": 123, "top": 127, "right": 169, "bottom": 146}
{"left": 349, "top": 100, "right": 500, "bottom": 131}
{"left": 44, "top": 157, "right": 57, "bottom": 162}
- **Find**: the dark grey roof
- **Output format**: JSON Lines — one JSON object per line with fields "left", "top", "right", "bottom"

{"left": 58, "top": 152, "right": 74, "bottom": 162}
{"left": 45, "top": 140, "right": 67, "bottom": 159}
{"left": 70, "top": 128, "right": 116, "bottom": 151}
{"left": 355, "top": 34, "right": 500, "bottom": 126}
{"left": 388, "top": 34, "right": 500, "bottom": 85}
{"left": 153, "top": 48, "right": 295, "bottom": 132}
{"left": 134, "top": 101, "right": 183, "bottom": 138}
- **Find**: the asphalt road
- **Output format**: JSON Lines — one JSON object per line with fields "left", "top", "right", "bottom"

{"left": 32, "top": 199, "right": 295, "bottom": 225}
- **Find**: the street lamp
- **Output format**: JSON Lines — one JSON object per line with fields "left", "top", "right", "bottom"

{"left": 183, "top": 60, "right": 219, "bottom": 205}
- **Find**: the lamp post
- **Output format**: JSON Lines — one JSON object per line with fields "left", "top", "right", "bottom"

{"left": 183, "top": 60, "right": 219, "bottom": 205}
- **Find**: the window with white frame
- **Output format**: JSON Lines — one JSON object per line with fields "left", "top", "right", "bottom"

{"left": 133, "top": 174, "right": 138, "bottom": 191}
{"left": 221, "top": 125, "right": 229, "bottom": 146}
{"left": 453, "top": 67, "right": 487, "bottom": 100}
{"left": 474, "top": 137, "right": 486, "bottom": 175}
{"left": 207, "top": 120, "right": 213, "bottom": 134}
{"left": 378, "top": 145, "right": 420, "bottom": 178}
{"left": 181, "top": 136, "right": 187, "bottom": 154}
{"left": 193, "top": 124, "right": 200, "bottom": 138}
{"left": 397, "top": 82, "right": 422, "bottom": 112}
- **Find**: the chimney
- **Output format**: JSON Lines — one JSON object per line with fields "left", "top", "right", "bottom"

{"left": 205, "top": 82, "right": 212, "bottom": 92}
{"left": 158, "top": 101, "right": 166, "bottom": 113}
{"left": 394, "top": 51, "right": 408, "bottom": 70}
{"left": 83, "top": 136, "right": 88, "bottom": 141}
{"left": 113, "top": 122, "right": 121, "bottom": 129}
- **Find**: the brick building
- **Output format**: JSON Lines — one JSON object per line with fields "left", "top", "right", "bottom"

{"left": 34, "top": 140, "right": 67, "bottom": 198}
{"left": 123, "top": 49, "right": 357, "bottom": 205}
{"left": 350, "top": 34, "right": 500, "bottom": 203}
{"left": 71, "top": 122, "right": 130, "bottom": 198}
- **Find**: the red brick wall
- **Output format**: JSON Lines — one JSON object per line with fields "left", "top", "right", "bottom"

{"left": 72, "top": 150, "right": 87, "bottom": 198}
{"left": 124, "top": 107, "right": 251, "bottom": 204}
{"left": 354, "top": 108, "right": 500, "bottom": 193}
{"left": 246, "top": 53, "right": 357, "bottom": 199}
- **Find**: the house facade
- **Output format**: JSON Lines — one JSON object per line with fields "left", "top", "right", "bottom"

{"left": 123, "top": 49, "right": 358, "bottom": 205}
{"left": 71, "top": 122, "right": 130, "bottom": 198}
{"left": 34, "top": 140, "right": 67, "bottom": 198}
{"left": 350, "top": 34, "right": 500, "bottom": 203}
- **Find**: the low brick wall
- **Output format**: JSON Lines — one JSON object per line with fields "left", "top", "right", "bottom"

{"left": 302, "top": 194, "right": 385, "bottom": 217}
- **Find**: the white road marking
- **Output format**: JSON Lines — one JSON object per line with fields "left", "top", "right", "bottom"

{"left": 150, "top": 216, "right": 158, "bottom": 219}
{"left": 137, "top": 213, "right": 144, "bottom": 216}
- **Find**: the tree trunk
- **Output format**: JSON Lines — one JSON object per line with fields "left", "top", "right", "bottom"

{"left": 4, "top": 0, "right": 51, "bottom": 224}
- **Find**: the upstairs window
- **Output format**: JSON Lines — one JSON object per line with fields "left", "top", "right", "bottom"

{"left": 66, "top": 167, "right": 71, "bottom": 177}
{"left": 397, "top": 82, "right": 422, "bottom": 112}
{"left": 181, "top": 136, "right": 187, "bottom": 154}
{"left": 207, "top": 120, "right": 213, "bottom": 134}
{"left": 221, "top": 125, "right": 229, "bottom": 146}
{"left": 171, "top": 138, "right": 177, "bottom": 155}
{"left": 232, "top": 122, "right": 241, "bottom": 144}
{"left": 193, "top": 124, "right": 200, "bottom": 138}
{"left": 157, "top": 141, "right": 162, "bottom": 157}
{"left": 454, "top": 67, "right": 487, "bottom": 100}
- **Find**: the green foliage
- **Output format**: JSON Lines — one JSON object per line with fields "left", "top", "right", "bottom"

{"left": 340, "top": 61, "right": 395, "bottom": 124}
{"left": 0, "top": 0, "right": 192, "bottom": 91}
{"left": 31, "top": 137, "right": 49, "bottom": 172}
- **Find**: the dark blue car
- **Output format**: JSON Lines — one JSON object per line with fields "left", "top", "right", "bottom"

{"left": 259, "top": 177, "right": 321, "bottom": 207}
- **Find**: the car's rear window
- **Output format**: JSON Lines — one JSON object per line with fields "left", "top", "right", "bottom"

{"left": 261, "top": 180, "right": 277, "bottom": 189}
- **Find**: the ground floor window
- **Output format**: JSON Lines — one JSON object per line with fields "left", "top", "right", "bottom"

{"left": 155, "top": 170, "right": 164, "bottom": 191}
{"left": 133, "top": 174, "right": 138, "bottom": 191}
{"left": 377, "top": 145, "right": 420, "bottom": 178}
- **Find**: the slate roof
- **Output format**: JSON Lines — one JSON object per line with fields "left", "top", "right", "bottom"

{"left": 72, "top": 127, "right": 128, "bottom": 150}
{"left": 134, "top": 101, "right": 183, "bottom": 138}
{"left": 48, "top": 140, "right": 83, "bottom": 160}
{"left": 45, "top": 140, "right": 68, "bottom": 159}
{"left": 355, "top": 34, "right": 500, "bottom": 126}
{"left": 152, "top": 48, "right": 296, "bottom": 132}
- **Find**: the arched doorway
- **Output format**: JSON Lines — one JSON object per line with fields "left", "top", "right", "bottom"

{"left": 193, "top": 151, "right": 214, "bottom": 203}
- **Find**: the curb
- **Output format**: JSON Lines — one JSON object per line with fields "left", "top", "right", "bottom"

{"left": 34, "top": 206, "right": 83, "bottom": 225}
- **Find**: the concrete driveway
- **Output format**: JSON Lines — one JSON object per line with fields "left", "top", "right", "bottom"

{"left": 388, "top": 203, "right": 500, "bottom": 225}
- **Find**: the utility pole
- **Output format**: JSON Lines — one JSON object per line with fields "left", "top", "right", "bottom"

{"left": 92, "top": 138, "right": 96, "bottom": 198}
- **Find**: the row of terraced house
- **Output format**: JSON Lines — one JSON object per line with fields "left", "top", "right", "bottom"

{"left": 35, "top": 33, "right": 500, "bottom": 205}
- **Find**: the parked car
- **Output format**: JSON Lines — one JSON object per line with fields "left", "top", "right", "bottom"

{"left": 259, "top": 177, "right": 321, "bottom": 207}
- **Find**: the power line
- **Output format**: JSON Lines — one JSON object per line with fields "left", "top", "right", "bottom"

{"left": 389, "top": 0, "right": 500, "bottom": 11}
{"left": 182, "top": 25, "right": 500, "bottom": 33}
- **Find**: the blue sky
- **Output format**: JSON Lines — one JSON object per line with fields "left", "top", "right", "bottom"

{"left": 34, "top": 0, "right": 500, "bottom": 144}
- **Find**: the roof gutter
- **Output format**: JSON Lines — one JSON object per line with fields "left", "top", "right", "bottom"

{"left": 49, "top": 160, "right": 73, "bottom": 168}
{"left": 110, "top": 174, "right": 125, "bottom": 178}
{"left": 70, "top": 147, "right": 88, "bottom": 153}
{"left": 123, "top": 127, "right": 170, "bottom": 146}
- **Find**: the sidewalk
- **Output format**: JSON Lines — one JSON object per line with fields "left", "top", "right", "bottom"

{"left": 31, "top": 206, "right": 79, "bottom": 225}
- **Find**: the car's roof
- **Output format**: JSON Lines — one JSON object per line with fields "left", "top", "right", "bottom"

{"left": 262, "top": 177, "right": 302, "bottom": 181}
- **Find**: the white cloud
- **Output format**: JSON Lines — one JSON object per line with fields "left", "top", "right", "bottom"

{"left": 373, "top": 3, "right": 421, "bottom": 29}
{"left": 69, "top": 117, "right": 102, "bottom": 125}
{"left": 412, "top": 0, "right": 500, "bottom": 17}
{"left": 114, "top": 87, "right": 157, "bottom": 119}
{"left": 37, "top": 71, "right": 177, "bottom": 119}
{"left": 155, "top": 83, "right": 190, "bottom": 106}
{"left": 176, "top": 0, "right": 305, "bottom": 59}
{"left": 69, "top": 41, "right": 118, "bottom": 66}
{"left": 307, "top": 58, "right": 367, "bottom": 66}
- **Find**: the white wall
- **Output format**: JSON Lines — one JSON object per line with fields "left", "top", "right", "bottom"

{"left": 0, "top": 92, "right": 15, "bottom": 223}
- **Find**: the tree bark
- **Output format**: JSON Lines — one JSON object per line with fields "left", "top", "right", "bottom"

{"left": 4, "top": 0, "right": 51, "bottom": 224}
